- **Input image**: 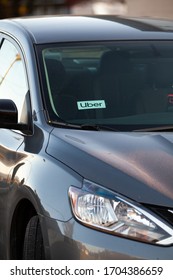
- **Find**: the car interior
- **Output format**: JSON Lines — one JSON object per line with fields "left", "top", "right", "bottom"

{"left": 43, "top": 42, "right": 173, "bottom": 128}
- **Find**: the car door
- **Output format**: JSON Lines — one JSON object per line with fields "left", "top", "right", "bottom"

{"left": 0, "top": 36, "right": 30, "bottom": 258}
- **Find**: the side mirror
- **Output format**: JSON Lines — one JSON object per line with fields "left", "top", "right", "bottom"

{"left": 0, "top": 99, "right": 18, "bottom": 125}
{"left": 0, "top": 98, "right": 32, "bottom": 134}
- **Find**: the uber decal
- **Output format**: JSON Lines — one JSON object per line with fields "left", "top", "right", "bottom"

{"left": 77, "top": 100, "right": 106, "bottom": 110}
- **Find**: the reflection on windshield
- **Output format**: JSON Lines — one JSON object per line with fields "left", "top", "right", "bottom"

{"left": 39, "top": 41, "right": 173, "bottom": 131}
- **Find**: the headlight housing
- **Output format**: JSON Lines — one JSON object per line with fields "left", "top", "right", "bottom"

{"left": 69, "top": 180, "right": 173, "bottom": 245}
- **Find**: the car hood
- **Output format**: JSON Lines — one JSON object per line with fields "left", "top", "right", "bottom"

{"left": 47, "top": 128, "right": 173, "bottom": 207}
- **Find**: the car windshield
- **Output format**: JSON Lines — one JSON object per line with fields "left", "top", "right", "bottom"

{"left": 37, "top": 41, "right": 173, "bottom": 131}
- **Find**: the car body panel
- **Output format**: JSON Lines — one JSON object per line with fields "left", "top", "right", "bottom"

{"left": 47, "top": 128, "right": 173, "bottom": 207}
{"left": 43, "top": 217, "right": 173, "bottom": 260}
{"left": 1, "top": 16, "right": 173, "bottom": 45}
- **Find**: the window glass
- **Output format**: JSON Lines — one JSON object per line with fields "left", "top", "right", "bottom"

{"left": 39, "top": 41, "right": 173, "bottom": 131}
{"left": 0, "top": 39, "right": 28, "bottom": 123}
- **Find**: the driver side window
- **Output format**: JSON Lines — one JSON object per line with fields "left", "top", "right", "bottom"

{"left": 0, "top": 38, "right": 29, "bottom": 123}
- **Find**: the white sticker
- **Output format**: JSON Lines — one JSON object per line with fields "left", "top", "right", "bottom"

{"left": 77, "top": 100, "right": 106, "bottom": 110}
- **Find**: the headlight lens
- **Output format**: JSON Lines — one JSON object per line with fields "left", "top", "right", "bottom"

{"left": 69, "top": 180, "right": 173, "bottom": 245}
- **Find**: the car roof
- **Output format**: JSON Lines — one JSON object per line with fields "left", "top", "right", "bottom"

{"left": 1, "top": 15, "right": 173, "bottom": 44}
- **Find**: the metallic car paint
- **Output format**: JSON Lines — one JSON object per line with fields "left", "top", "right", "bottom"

{"left": 47, "top": 128, "right": 173, "bottom": 207}
{"left": 44, "top": 217, "right": 173, "bottom": 260}
{"left": 0, "top": 15, "right": 173, "bottom": 260}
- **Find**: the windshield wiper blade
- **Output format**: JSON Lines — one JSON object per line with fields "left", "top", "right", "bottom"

{"left": 80, "top": 124, "right": 119, "bottom": 131}
{"left": 50, "top": 121, "right": 119, "bottom": 131}
{"left": 134, "top": 125, "right": 173, "bottom": 132}
{"left": 49, "top": 120, "right": 82, "bottom": 129}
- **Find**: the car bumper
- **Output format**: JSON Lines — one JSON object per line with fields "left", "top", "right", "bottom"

{"left": 42, "top": 216, "right": 173, "bottom": 260}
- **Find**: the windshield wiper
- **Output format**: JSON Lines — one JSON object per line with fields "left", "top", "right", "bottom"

{"left": 50, "top": 121, "right": 119, "bottom": 131}
{"left": 134, "top": 125, "right": 173, "bottom": 132}
{"left": 80, "top": 124, "right": 119, "bottom": 131}
{"left": 49, "top": 120, "right": 82, "bottom": 129}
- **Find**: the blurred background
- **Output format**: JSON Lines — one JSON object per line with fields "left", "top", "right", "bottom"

{"left": 0, "top": 0, "right": 173, "bottom": 19}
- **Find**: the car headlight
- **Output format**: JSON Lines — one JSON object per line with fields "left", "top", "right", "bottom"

{"left": 69, "top": 180, "right": 173, "bottom": 245}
